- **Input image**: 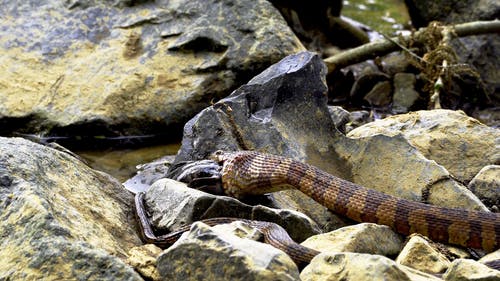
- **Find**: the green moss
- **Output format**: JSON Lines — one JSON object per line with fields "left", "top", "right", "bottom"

{"left": 342, "top": 0, "right": 410, "bottom": 35}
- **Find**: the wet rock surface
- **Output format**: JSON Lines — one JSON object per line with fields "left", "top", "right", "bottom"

{"left": 0, "top": 0, "right": 303, "bottom": 139}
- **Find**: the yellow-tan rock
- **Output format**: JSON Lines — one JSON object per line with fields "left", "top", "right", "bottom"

{"left": 127, "top": 244, "right": 163, "bottom": 281}
{"left": 396, "top": 234, "right": 451, "bottom": 274}
{"left": 301, "top": 223, "right": 403, "bottom": 256}
{"left": 443, "top": 258, "right": 500, "bottom": 281}
{"left": 0, "top": 137, "right": 142, "bottom": 280}
{"left": 348, "top": 109, "right": 499, "bottom": 183}
{"left": 0, "top": 0, "right": 304, "bottom": 137}
{"left": 156, "top": 222, "right": 300, "bottom": 280}
{"left": 301, "top": 252, "right": 441, "bottom": 281}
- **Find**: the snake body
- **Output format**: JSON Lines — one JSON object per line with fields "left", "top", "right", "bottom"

{"left": 212, "top": 151, "right": 500, "bottom": 252}
{"left": 135, "top": 151, "right": 499, "bottom": 269}
{"left": 135, "top": 192, "right": 318, "bottom": 267}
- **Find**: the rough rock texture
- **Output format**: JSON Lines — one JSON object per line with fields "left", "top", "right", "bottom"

{"left": 144, "top": 178, "right": 321, "bottom": 242}
{"left": 301, "top": 223, "right": 403, "bottom": 256}
{"left": 468, "top": 165, "right": 500, "bottom": 210}
{"left": 443, "top": 258, "right": 500, "bottom": 281}
{"left": 172, "top": 51, "right": 488, "bottom": 234}
{"left": 348, "top": 110, "right": 499, "bottom": 184}
{"left": 300, "top": 252, "right": 441, "bottom": 281}
{"left": 396, "top": 234, "right": 451, "bottom": 274}
{"left": 156, "top": 222, "right": 300, "bottom": 280}
{"left": 327, "top": 106, "right": 351, "bottom": 134}
{"left": 0, "top": 137, "right": 142, "bottom": 280}
{"left": 363, "top": 80, "right": 392, "bottom": 107}
{"left": 0, "top": 0, "right": 304, "bottom": 138}
{"left": 479, "top": 250, "right": 500, "bottom": 269}
{"left": 349, "top": 67, "right": 391, "bottom": 106}
{"left": 127, "top": 244, "right": 163, "bottom": 281}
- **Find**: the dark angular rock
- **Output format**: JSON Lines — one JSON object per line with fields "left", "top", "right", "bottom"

{"left": 174, "top": 51, "right": 344, "bottom": 164}
{"left": 349, "top": 67, "right": 391, "bottom": 106}
{"left": 363, "top": 80, "right": 392, "bottom": 107}
{"left": 172, "top": 51, "right": 350, "bottom": 230}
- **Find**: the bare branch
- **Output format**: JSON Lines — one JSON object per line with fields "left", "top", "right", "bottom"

{"left": 323, "top": 19, "right": 500, "bottom": 73}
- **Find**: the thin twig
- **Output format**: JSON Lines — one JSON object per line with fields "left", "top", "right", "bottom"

{"left": 324, "top": 19, "right": 500, "bottom": 73}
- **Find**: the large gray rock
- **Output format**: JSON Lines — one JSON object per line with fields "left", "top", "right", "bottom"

{"left": 0, "top": 137, "right": 142, "bottom": 280}
{"left": 0, "top": 0, "right": 304, "bottom": 138}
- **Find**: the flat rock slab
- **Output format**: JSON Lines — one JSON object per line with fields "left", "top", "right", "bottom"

{"left": 0, "top": 0, "right": 303, "bottom": 138}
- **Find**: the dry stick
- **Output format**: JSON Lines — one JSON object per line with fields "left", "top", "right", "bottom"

{"left": 323, "top": 20, "right": 500, "bottom": 73}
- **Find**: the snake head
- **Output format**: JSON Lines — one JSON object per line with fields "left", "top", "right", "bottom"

{"left": 209, "top": 150, "right": 233, "bottom": 164}
{"left": 167, "top": 159, "right": 225, "bottom": 195}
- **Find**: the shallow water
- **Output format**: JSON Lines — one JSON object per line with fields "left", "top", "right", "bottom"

{"left": 76, "top": 143, "right": 180, "bottom": 182}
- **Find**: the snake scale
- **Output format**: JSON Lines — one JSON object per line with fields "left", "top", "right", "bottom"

{"left": 135, "top": 151, "right": 499, "bottom": 267}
